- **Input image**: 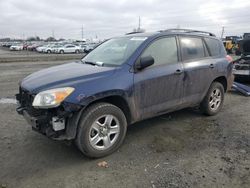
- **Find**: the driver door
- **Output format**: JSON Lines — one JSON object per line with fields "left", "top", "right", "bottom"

{"left": 133, "top": 37, "right": 184, "bottom": 120}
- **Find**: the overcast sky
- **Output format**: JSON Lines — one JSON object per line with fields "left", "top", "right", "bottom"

{"left": 0, "top": 0, "right": 250, "bottom": 40}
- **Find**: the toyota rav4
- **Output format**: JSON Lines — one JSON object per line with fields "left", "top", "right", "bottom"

{"left": 16, "top": 29, "right": 233, "bottom": 158}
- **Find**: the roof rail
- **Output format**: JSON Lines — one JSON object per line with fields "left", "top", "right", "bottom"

{"left": 125, "top": 31, "right": 145, "bottom": 35}
{"left": 159, "top": 28, "right": 216, "bottom": 37}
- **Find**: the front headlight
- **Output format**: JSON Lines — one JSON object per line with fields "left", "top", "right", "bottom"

{"left": 32, "top": 87, "right": 75, "bottom": 108}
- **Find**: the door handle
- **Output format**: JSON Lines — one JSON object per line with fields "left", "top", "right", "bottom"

{"left": 209, "top": 64, "right": 214, "bottom": 68}
{"left": 174, "top": 69, "right": 183, "bottom": 75}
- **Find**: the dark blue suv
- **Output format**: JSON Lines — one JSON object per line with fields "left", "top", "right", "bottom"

{"left": 16, "top": 29, "right": 233, "bottom": 158}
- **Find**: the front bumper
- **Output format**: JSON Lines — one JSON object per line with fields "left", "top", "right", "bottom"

{"left": 16, "top": 90, "right": 82, "bottom": 140}
{"left": 233, "top": 64, "right": 250, "bottom": 81}
{"left": 16, "top": 103, "right": 63, "bottom": 138}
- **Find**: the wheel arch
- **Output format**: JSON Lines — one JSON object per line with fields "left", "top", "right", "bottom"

{"left": 213, "top": 76, "right": 227, "bottom": 92}
{"left": 64, "top": 94, "right": 132, "bottom": 140}
{"left": 83, "top": 95, "right": 132, "bottom": 125}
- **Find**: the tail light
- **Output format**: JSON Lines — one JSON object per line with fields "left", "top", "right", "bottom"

{"left": 226, "top": 55, "right": 233, "bottom": 63}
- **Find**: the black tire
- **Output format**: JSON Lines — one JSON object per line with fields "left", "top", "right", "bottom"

{"left": 75, "top": 50, "right": 80, "bottom": 54}
{"left": 60, "top": 50, "right": 64, "bottom": 54}
{"left": 47, "top": 50, "right": 51, "bottom": 54}
{"left": 200, "top": 82, "right": 225, "bottom": 116}
{"left": 76, "top": 102, "right": 127, "bottom": 158}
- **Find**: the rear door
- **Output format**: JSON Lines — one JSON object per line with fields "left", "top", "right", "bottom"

{"left": 179, "top": 36, "right": 215, "bottom": 105}
{"left": 134, "top": 36, "right": 184, "bottom": 119}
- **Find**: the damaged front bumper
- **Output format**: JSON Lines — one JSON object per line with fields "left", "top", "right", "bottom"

{"left": 16, "top": 90, "right": 83, "bottom": 140}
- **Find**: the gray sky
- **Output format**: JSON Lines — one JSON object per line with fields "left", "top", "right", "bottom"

{"left": 0, "top": 0, "right": 250, "bottom": 39}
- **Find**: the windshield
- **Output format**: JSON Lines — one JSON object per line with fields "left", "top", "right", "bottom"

{"left": 82, "top": 36, "right": 147, "bottom": 66}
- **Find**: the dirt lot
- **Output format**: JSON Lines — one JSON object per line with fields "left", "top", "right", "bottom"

{"left": 0, "top": 59, "right": 250, "bottom": 188}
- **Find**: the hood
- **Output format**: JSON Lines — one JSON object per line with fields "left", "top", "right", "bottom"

{"left": 21, "top": 61, "right": 116, "bottom": 93}
{"left": 239, "top": 39, "right": 250, "bottom": 55}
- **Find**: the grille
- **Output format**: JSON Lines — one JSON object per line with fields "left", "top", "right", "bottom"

{"left": 19, "top": 87, "right": 45, "bottom": 117}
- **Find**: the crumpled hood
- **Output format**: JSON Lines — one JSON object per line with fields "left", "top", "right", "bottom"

{"left": 21, "top": 61, "right": 116, "bottom": 93}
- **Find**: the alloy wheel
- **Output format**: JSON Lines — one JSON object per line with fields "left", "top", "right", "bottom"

{"left": 89, "top": 114, "right": 120, "bottom": 150}
{"left": 209, "top": 88, "right": 222, "bottom": 111}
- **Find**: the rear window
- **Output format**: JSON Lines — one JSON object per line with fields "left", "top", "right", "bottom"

{"left": 180, "top": 37, "right": 205, "bottom": 61}
{"left": 204, "top": 38, "right": 225, "bottom": 57}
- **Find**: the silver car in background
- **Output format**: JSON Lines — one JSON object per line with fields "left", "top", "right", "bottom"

{"left": 54, "top": 44, "right": 80, "bottom": 54}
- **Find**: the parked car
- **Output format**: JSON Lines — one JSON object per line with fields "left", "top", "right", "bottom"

{"left": 51, "top": 45, "right": 64, "bottom": 53}
{"left": 27, "top": 44, "right": 41, "bottom": 51}
{"left": 42, "top": 45, "right": 61, "bottom": 53}
{"left": 10, "top": 44, "right": 23, "bottom": 51}
{"left": 23, "top": 43, "right": 31, "bottom": 50}
{"left": 36, "top": 45, "right": 50, "bottom": 53}
{"left": 16, "top": 29, "right": 233, "bottom": 158}
{"left": 79, "top": 44, "right": 87, "bottom": 53}
{"left": 233, "top": 38, "right": 250, "bottom": 81}
{"left": 2, "top": 42, "right": 13, "bottom": 48}
{"left": 84, "top": 43, "right": 98, "bottom": 53}
{"left": 54, "top": 44, "right": 80, "bottom": 54}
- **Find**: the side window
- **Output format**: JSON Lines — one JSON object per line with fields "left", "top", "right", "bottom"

{"left": 141, "top": 37, "right": 178, "bottom": 66}
{"left": 180, "top": 37, "right": 205, "bottom": 61}
{"left": 204, "top": 38, "right": 225, "bottom": 57}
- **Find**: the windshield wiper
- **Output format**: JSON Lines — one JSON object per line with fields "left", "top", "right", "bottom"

{"left": 81, "top": 60, "right": 104, "bottom": 66}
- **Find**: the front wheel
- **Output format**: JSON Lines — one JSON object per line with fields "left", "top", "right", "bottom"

{"left": 200, "top": 82, "right": 225, "bottom": 116}
{"left": 76, "top": 103, "right": 127, "bottom": 158}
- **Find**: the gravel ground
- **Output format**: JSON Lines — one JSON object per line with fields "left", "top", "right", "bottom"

{"left": 0, "top": 60, "right": 250, "bottom": 188}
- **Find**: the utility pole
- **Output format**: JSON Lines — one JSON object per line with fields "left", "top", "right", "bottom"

{"left": 221, "top": 26, "right": 225, "bottom": 39}
{"left": 81, "top": 25, "right": 84, "bottom": 39}
{"left": 138, "top": 16, "right": 141, "bottom": 31}
{"left": 52, "top": 29, "right": 55, "bottom": 38}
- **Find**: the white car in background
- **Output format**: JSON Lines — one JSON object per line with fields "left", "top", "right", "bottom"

{"left": 36, "top": 45, "right": 50, "bottom": 53}
{"left": 10, "top": 44, "right": 23, "bottom": 51}
{"left": 43, "top": 44, "right": 61, "bottom": 53}
{"left": 84, "top": 43, "right": 98, "bottom": 53}
{"left": 55, "top": 44, "right": 80, "bottom": 54}
{"left": 51, "top": 45, "right": 64, "bottom": 53}
{"left": 79, "top": 44, "right": 87, "bottom": 53}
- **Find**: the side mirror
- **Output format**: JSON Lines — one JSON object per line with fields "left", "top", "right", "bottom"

{"left": 135, "top": 55, "right": 154, "bottom": 70}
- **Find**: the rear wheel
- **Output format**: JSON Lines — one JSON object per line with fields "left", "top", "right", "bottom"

{"left": 75, "top": 50, "right": 80, "bottom": 54}
{"left": 47, "top": 50, "right": 51, "bottom": 54}
{"left": 60, "top": 50, "right": 64, "bottom": 54}
{"left": 76, "top": 103, "right": 127, "bottom": 158}
{"left": 200, "top": 82, "right": 224, "bottom": 116}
